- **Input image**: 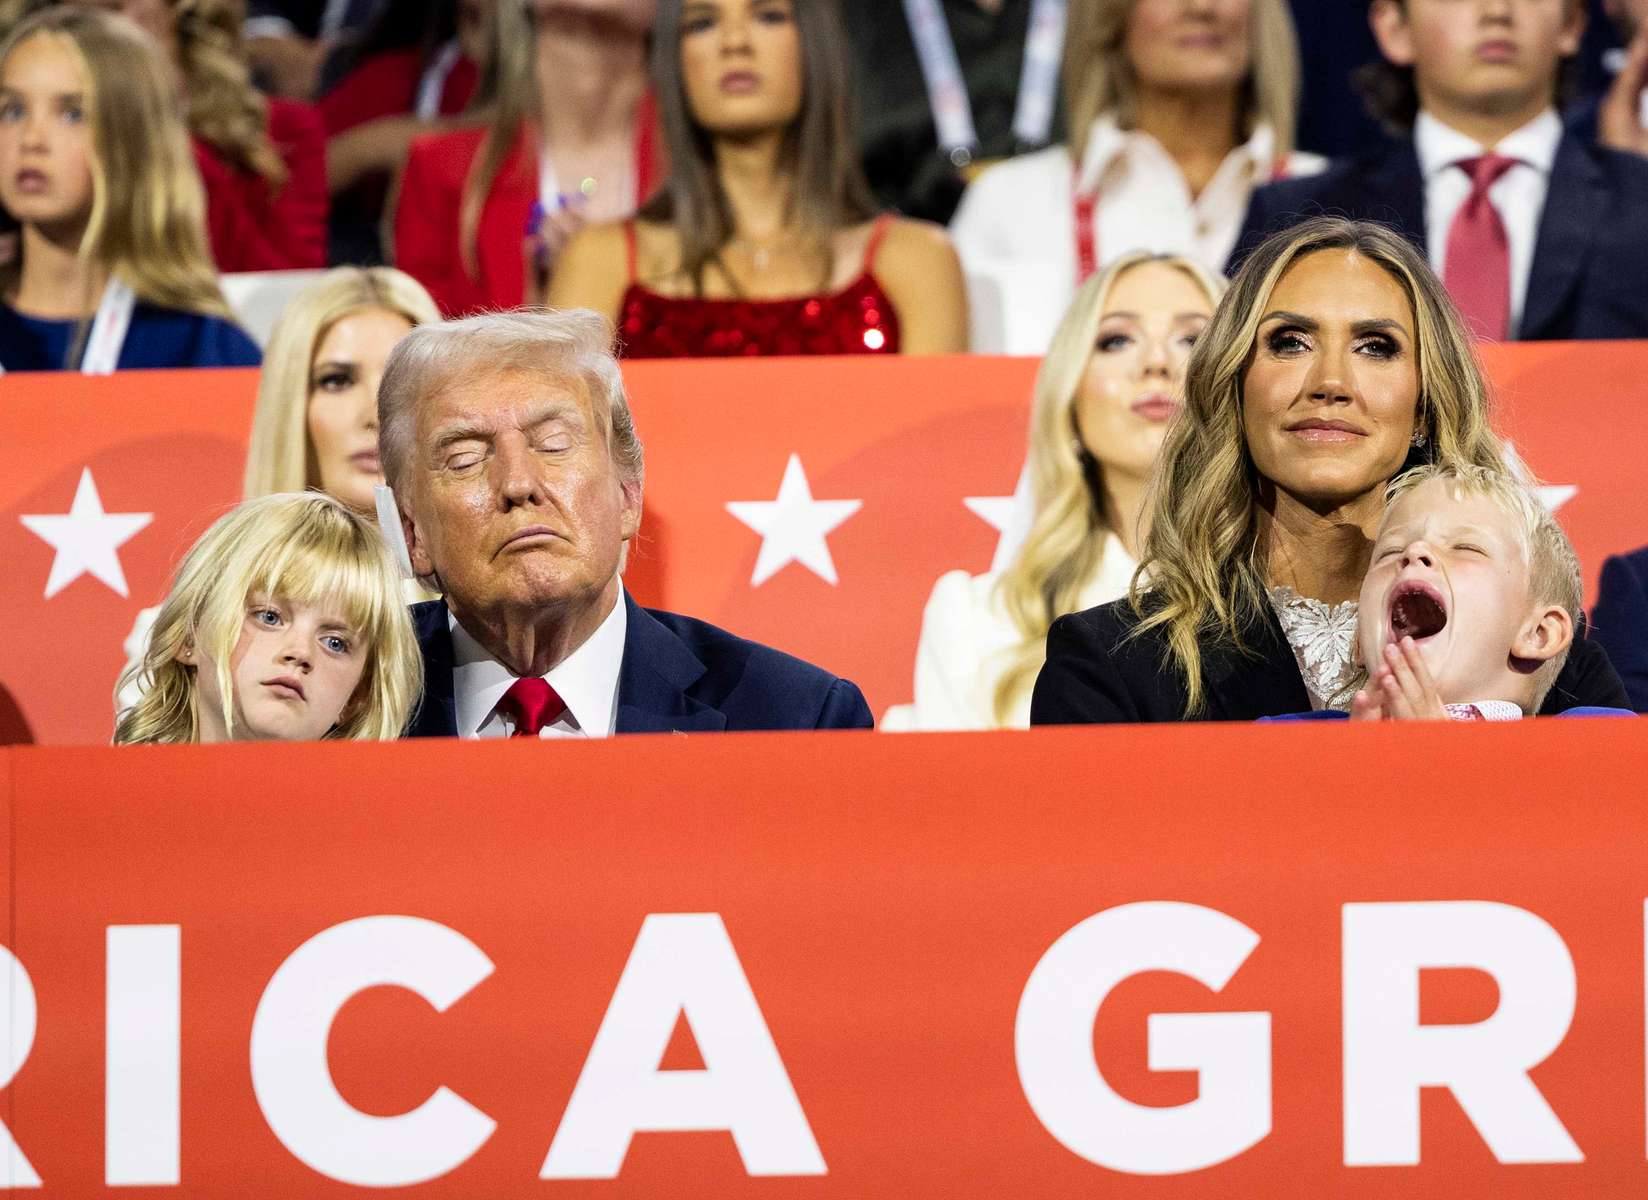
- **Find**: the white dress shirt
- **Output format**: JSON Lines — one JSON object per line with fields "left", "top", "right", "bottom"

{"left": 452, "top": 588, "right": 628, "bottom": 739}
{"left": 1414, "top": 108, "right": 1563, "bottom": 339}
{"left": 950, "top": 116, "right": 1324, "bottom": 354}
{"left": 884, "top": 532, "right": 1139, "bottom": 731}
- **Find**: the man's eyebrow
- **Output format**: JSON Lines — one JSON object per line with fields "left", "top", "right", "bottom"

{"left": 523, "top": 400, "right": 583, "bottom": 428}
{"left": 429, "top": 422, "right": 492, "bottom": 452}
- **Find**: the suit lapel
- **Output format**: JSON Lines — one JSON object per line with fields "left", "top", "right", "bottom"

{"left": 408, "top": 600, "right": 459, "bottom": 737}
{"left": 1203, "top": 604, "right": 1312, "bottom": 720}
{"left": 614, "top": 595, "right": 728, "bottom": 733}
{"left": 1520, "top": 135, "right": 1606, "bottom": 340}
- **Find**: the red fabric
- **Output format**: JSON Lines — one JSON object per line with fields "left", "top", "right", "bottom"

{"left": 192, "top": 97, "right": 329, "bottom": 271}
{"left": 616, "top": 216, "right": 901, "bottom": 359}
{"left": 1442, "top": 153, "right": 1519, "bottom": 341}
{"left": 394, "top": 92, "right": 664, "bottom": 317}
{"left": 318, "top": 48, "right": 478, "bottom": 136}
{"left": 497, "top": 677, "right": 565, "bottom": 736}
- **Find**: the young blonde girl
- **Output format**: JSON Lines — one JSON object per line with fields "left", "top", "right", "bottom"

{"left": 115, "top": 493, "right": 421, "bottom": 744}
{"left": 0, "top": 7, "right": 258, "bottom": 371}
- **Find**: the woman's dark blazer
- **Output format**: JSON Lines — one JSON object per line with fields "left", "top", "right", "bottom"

{"left": 1030, "top": 596, "right": 1631, "bottom": 724}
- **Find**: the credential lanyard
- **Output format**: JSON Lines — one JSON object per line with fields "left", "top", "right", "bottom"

{"left": 901, "top": 0, "right": 1067, "bottom": 167}
{"left": 1073, "top": 155, "right": 1295, "bottom": 284}
{"left": 0, "top": 276, "right": 134, "bottom": 377}
{"left": 78, "top": 277, "right": 136, "bottom": 375}
{"left": 414, "top": 39, "right": 462, "bottom": 121}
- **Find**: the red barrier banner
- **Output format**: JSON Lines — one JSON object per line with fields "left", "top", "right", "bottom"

{"left": 3, "top": 722, "right": 1648, "bottom": 1195}
{"left": 4, "top": 345, "right": 1646, "bottom": 743}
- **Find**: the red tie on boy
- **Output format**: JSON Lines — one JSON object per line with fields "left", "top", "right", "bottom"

{"left": 1443, "top": 154, "right": 1519, "bottom": 341}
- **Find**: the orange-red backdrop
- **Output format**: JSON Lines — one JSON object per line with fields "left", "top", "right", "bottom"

{"left": 3, "top": 345, "right": 1645, "bottom": 744}
{"left": 4, "top": 723, "right": 1648, "bottom": 1195}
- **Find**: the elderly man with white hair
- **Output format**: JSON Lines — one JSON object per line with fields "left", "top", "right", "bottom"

{"left": 380, "top": 308, "right": 873, "bottom": 736}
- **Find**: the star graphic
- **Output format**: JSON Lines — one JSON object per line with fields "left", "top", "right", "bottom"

{"left": 1503, "top": 442, "right": 1578, "bottom": 513}
{"left": 964, "top": 460, "right": 1035, "bottom": 572}
{"left": 20, "top": 467, "right": 154, "bottom": 600}
{"left": 726, "top": 454, "right": 862, "bottom": 587}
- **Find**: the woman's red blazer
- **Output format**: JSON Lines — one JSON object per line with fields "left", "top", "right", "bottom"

{"left": 193, "top": 97, "right": 330, "bottom": 272}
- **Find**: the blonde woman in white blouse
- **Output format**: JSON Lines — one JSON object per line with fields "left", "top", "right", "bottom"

{"left": 892, "top": 251, "right": 1224, "bottom": 730}
{"left": 951, "top": 0, "right": 1321, "bottom": 355}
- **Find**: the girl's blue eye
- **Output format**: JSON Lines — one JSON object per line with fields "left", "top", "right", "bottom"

{"left": 322, "top": 635, "right": 351, "bottom": 654}
{"left": 252, "top": 607, "right": 280, "bottom": 626}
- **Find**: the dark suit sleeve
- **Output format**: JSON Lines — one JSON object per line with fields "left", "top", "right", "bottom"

{"left": 1030, "top": 611, "right": 1143, "bottom": 725}
{"left": 1591, "top": 553, "right": 1648, "bottom": 713}
{"left": 1538, "top": 633, "right": 1630, "bottom": 714}
{"left": 1227, "top": 186, "right": 1275, "bottom": 277}
{"left": 815, "top": 678, "right": 874, "bottom": 730}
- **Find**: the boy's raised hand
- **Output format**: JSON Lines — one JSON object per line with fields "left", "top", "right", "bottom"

{"left": 1371, "top": 637, "right": 1450, "bottom": 721}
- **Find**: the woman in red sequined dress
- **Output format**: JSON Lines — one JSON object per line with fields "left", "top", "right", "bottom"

{"left": 547, "top": 0, "right": 967, "bottom": 358}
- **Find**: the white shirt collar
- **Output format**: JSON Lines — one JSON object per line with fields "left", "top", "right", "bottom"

{"left": 449, "top": 587, "right": 628, "bottom": 739}
{"left": 1074, "top": 114, "right": 1280, "bottom": 196}
{"left": 1414, "top": 108, "right": 1563, "bottom": 181}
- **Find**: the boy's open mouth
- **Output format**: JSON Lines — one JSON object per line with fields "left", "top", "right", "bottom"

{"left": 1387, "top": 579, "right": 1448, "bottom": 642}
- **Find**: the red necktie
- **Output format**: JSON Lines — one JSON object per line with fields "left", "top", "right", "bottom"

{"left": 496, "top": 677, "right": 565, "bottom": 737}
{"left": 1442, "top": 154, "right": 1519, "bottom": 341}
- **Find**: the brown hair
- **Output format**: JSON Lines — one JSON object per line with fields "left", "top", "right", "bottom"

{"left": 1355, "top": 0, "right": 1582, "bottom": 133}
{"left": 637, "top": 0, "right": 878, "bottom": 295}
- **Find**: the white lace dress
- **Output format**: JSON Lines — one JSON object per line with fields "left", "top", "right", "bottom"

{"left": 1267, "top": 586, "right": 1365, "bottom": 711}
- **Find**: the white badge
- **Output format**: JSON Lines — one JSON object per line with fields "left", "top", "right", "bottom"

{"left": 414, "top": 39, "right": 462, "bottom": 122}
{"left": 901, "top": 0, "right": 1067, "bottom": 166}
{"left": 79, "top": 278, "right": 136, "bottom": 376}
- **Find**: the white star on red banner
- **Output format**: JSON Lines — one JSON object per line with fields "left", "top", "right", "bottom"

{"left": 1504, "top": 443, "right": 1578, "bottom": 513}
{"left": 20, "top": 467, "right": 154, "bottom": 600}
{"left": 964, "top": 460, "right": 1034, "bottom": 571}
{"left": 726, "top": 454, "right": 862, "bottom": 587}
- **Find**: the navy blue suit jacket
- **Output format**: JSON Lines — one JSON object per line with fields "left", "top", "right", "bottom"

{"left": 1231, "top": 132, "right": 1648, "bottom": 341}
{"left": 1593, "top": 545, "right": 1648, "bottom": 714}
{"left": 405, "top": 592, "right": 873, "bottom": 736}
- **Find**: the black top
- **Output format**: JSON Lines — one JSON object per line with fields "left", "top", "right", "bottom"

{"left": 841, "top": 0, "right": 1059, "bottom": 224}
{"left": 1030, "top": 595, "right": 1631, "bottom": 724}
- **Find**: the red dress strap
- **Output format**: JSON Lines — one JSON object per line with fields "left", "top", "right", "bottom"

{"left": 622, "top": 220, "right": 639, "bottom": 282}
{"left": 862, "top": 213, "right": 895, "bottom": 271}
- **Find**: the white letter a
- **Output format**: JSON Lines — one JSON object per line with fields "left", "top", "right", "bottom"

{"left": 541, "top": 913, "right": 825, "bottom": 1179}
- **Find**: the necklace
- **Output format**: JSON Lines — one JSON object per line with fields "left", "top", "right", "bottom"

{"left": 727, "top": 230, "right": 808, "bottom": 272}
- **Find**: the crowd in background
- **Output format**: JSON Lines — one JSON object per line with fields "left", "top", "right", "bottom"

{"left": 6, "top": 0, "right": 1648, "bottom": 743}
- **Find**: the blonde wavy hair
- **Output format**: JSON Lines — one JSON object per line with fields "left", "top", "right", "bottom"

{"left": 990, "top": 252, "right": 1225, "bottom": 724}
{"left": 244, "top": 267, "right": 441, "bottom": 502}
{"left": 114, "top": 493, "right": 421, "bottom": 744}
{"left": 171, "top": 0, "right": 287, "bottom": 189}
{"left": 0, "top": 9, "right": 229, "bottom": 318}
{"left": 1382, "top": 463, "right": 1581, "bottom": 707}
{"left": 1133, "top": 217, "right": 1505, "bottom": 715}
{"left": 1063, "top": 0, "right": 1303, "bottom": 162}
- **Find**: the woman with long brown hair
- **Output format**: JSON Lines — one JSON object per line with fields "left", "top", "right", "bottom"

{"left": 1030, "top": 217, "right": 1628, "bottom": 722}
{"left": 548, "top": 0, "right": 967, "bottom": 357}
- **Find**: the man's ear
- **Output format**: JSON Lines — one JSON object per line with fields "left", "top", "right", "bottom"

{"left": 1557, "top": 0, "right": 1588, "bottom": 58}
{"left": 1369, "top": 0, "right": 1416, "bottom": 68}
{"left": 1512, "top": 604, "right": 1575, "bottom": 665}
{"left": 619, "top": 478, "right": 643, "bottom": 542}
{"left": 401, "top": 508, "right": 434, "bottom": 580}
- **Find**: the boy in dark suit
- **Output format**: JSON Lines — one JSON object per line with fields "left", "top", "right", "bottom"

{"left": 1234, "top": 0, "right": 1648, "bottom": 341}
{"left": 1282, "top": 465, "right": 1630, "bottom": 720}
